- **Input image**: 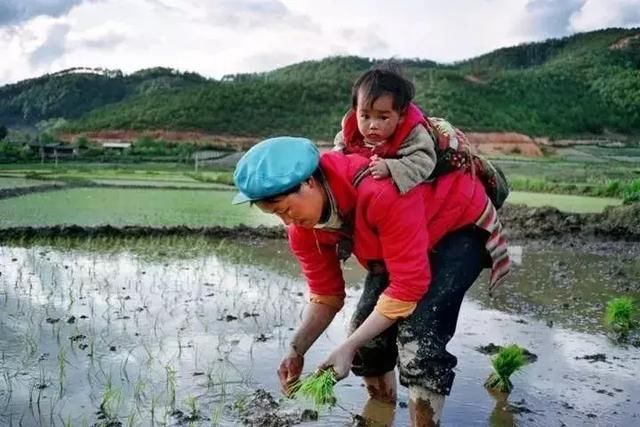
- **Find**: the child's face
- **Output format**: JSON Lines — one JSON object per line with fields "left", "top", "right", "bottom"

{"left": 356, "top": 91, "right": 404, "bottom": 145}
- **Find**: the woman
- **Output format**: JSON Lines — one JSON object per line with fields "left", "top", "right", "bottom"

{"left": 232, "top": 136, "right": 509, "bottom": 426}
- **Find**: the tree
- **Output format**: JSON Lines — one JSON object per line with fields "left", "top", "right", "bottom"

{"left": 0, "top": 125, "right": 7, "bottom": 141}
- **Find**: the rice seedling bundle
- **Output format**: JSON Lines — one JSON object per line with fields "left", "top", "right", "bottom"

{"left": 484, "top": 344, "right": 526, "bottom": 393}
{"left": 605, "top": 297, "right": 636, "bottom": 333}
{"left": 290, "top": 369, "right": 337, "bottom": 407}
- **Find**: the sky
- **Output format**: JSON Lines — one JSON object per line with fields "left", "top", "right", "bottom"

{"left": 1, "top": 0, "right": 639, "bottom": 85}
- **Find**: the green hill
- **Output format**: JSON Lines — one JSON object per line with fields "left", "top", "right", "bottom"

{"left": 1, "top": 28, "right": 639, "bottom": 140}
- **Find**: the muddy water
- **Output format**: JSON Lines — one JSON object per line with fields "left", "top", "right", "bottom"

{"left": 1, "top": 239, "right": 639, "bottom": 426}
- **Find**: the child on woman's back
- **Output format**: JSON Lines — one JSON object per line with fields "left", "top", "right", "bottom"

{"left": 334, "top": 66, "right": 436, "bottom": 194}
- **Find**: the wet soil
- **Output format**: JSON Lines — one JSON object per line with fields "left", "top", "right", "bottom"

{"left": 233, "top": 389, "right": 319, "bottom": 426}
{"left": 500, "top": 203, "right": 640, "bottom": 241}
{"left": 475, "top": 343, "right": 538, "bottom": 364}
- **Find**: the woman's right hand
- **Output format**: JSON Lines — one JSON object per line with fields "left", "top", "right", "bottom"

{"left": 277, "top": 347, "right": 304, "bottom": 395}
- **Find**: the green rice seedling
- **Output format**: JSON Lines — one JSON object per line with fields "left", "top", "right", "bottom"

{"left": 185, "top": 395, "right": 200, "bottom": 421}
{"left": 210, "top": 402, "right": 224, "bottom": 426}
{"left": 484, "top": 344, "right": 526, "bottom": 394}
{"left": 133, "top": 378, "right": 146, "bottom": 405}
{"left": 605, "top": 297, "right": 636, "bottom": 334}
{"left": 291, "top": 369, "right": 337, "bottom": 407}
{"left": 165, "top": 365, "right": 177, "bottom": 409}
{"left": 126, "top": 412, "right": 137, "bottom": 427}
{"left": 99, "top": 378, "right": 123, "bottom": 422}
{"left": 57, "top": 347, "right": 69, "bottom": 397}
{"left": 150, "top": 394, "right": 158, "bottom": 424}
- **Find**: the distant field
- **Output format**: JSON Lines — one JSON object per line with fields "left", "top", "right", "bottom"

{"left": 0, "top": 160, "right": 633, "bottom": 224}
{"left": 0, "top": 188, "right": 278, "bottom": 227}
{"left": 507, "top": 191, "right": 622, "bottom": 213}
{"left": 0, "top": 165, "right": 234, "bottom": 188}
{"left": 91, "top": 179, "right": 232, "bottom": 189}
{"left": 0, "top": 186, "right": 621, "bottom": 230}
{"left": 0, "top": 162, "right": 198, "bottom": 172}
{"left": 494, "top": 158, "right": 639, "bottom": 184}
{"left": 2, "top": 152, "right": 638, "bottom": 187}
{"left": 573, "top": 145, "right": 640, "bottom": 158}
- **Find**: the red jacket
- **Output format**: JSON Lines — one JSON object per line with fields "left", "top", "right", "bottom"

{"left": 341, "top": 103, "right": 427, "bottom": 158}
{"left": 287, "top": 151, "right": 488, "bottom": 309}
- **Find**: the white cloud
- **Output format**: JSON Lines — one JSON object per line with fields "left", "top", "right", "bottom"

{"left": 29, "top": 23, "right": 71, "bottom": 67}
{"left": 67, "top": 22, "right": 128, "bottom": 50}
{"left": 0, "top": 0, "right": 89, "bottom": 26}
{"left": 514, "top": 0, "right": 586, "bottom": 39}
{"left": 571, "top": 0, "right": 640, "bottom": 31}
{"left": 0, "top": 0, "right": 639, "bottom": 85}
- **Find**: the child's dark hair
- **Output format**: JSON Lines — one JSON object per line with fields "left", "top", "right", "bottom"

{"left": 351, "top": 63, "right": 415, "bottom": 112}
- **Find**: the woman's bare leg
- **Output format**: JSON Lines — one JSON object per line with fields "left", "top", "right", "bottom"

{"left": 358, "top": 371, "right": 397, "bottom": 426}
{"left": 408, "top": 386, "right": 445, "bottom": 427}
{"left": 363, "top": 370, "right": 397, "bottom": 403}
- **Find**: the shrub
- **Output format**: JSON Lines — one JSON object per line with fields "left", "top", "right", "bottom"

{"left": 622, "top": 179, "right": 640, "bottom": 204}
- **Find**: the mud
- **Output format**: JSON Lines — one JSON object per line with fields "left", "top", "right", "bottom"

{"left": 0, "top": 224, "right": 286, "bottom": 242}
{"left": 475, "top": 343, "right": 538, "bottom": 364}
{"left": 499, "top": 203, "right": 640, "bottom": 241}
{"left": 233, "top": 389, "right": 318, "bottom": 426}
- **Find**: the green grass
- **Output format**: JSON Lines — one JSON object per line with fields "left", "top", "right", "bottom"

{"left": 605, "top": 297, "right": 636, "bottom": 333}
{"left": 484, "top": 345, "right": 526, "bottom": 394}
{"left": 507, "top": 191, "right": 622, "bottom": 213}
{"left": 0, "top": 188, "right": 278, "bottom": 227}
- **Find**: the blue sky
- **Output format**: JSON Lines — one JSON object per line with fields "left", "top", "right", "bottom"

{"left": 1, "top": 0, "right": 639, "bottom": 85}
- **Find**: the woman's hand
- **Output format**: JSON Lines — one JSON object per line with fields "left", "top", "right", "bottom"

{"left": 277, "top": 347, "right": 304, "bottom": 395}
{"left": 320, "top": 310, "right": 396, "bottom": 380}
{"left": 277, "top": 302, "right": 340, "bottom": 395}
{"left": 318, "top": 343, "right": 357, "bottom": 380}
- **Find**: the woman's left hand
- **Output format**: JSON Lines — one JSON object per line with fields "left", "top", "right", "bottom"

{"left": 318, "top": 343, "right": 357, "bottom": 380}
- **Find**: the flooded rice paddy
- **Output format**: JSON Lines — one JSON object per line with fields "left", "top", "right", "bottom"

{"left": 1, "top": 238, "right": 639, "bottom": 426}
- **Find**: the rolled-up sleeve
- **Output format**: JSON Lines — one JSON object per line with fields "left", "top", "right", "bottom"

{"left": 288, "top": 226, "right": 346, "bottom": 310}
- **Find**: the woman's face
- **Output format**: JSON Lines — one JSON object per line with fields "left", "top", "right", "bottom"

{"left": 256, "top": 178, "right": 325, "bottom": 228}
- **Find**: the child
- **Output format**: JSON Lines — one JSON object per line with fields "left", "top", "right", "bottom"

{"left": 334, "top": 66, "right": 437, "bottom": 194}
